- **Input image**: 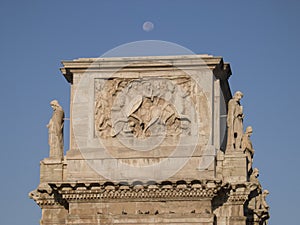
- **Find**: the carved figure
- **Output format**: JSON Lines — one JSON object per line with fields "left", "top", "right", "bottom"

{"left": 242, "top": 126, "right": 255, "bottom": 173}
{"left": 250, "top": 168, "right": 260, "bottom": 184}
{"left": 259, "top": 190, "right": 270, "bottom": 211}
{"left": 95, "top": 79, "right": 128, "bottom": 137}
{"left": 47, "top": 100, "right": 64, "bottom": 159}
{"left": 111, "top": 96, "right": 138, "bottom": 137}
{"left": 254, "top": 189, "right": 270, "bottom": 224}
{"left": 94, "top": 81, "right": 114, "bottom": 136}
{"left": 128, "top": 96, "right": 174, "bottom": 137}
{"left": 226, "top": 91, "right": 244, "bottom": 150}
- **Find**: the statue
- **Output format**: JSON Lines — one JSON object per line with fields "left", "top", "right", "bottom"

{"left": 254, "top": 189, "right": 270, "bottom": 224}
{"left": 260, "top": 190, "right": 270, "bottom": 211}
{"left": 226, "top": 91, "right": 244, "bottom": 150}
{"left": 47, "top": 100, "right": 64, "bottom": 159}
{"left": 250, "top": 168, "right": 260, "bottom": 185}
{"left": 248, "top": 167, "right": 270, "bottom": 224}
{"left": 242, "top": 126, "right": 255, "bottom": 173}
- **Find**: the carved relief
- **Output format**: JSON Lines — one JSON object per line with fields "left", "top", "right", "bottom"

{"left": 94, "top": 78, "right": 195, "bottom": 138}
{"left": 94, "top": 78, "right": 129, "bottom": 137}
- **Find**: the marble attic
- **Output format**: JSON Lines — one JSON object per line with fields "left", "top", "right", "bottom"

{"left": 30, "top": 55, "right": 270, "bottom": 225}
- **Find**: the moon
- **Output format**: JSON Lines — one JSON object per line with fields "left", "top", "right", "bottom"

{"left": 143, "top": 21, "right": 154, "bottom": 32}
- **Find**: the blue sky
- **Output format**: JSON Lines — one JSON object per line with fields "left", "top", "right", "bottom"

{"left": 0, "top": 1, "right": 299, "bottom": 224}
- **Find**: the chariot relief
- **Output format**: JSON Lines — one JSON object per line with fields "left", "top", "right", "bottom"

{"left": 94, "top": 77, "right": 195, "bottom": 138}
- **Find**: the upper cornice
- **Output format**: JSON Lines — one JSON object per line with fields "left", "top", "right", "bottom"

{"left": 60, "top": 54, "right": 231, "bottom": 84}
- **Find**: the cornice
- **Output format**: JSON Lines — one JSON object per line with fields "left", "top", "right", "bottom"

{"left": 30, "top": 180, "right": 262, "bottom": 207}
{"left": 49, "top": 180, "right": 222, "bottom": 202}
{"left": 60, "top": 55, "right": 231, "bottom": 84}
{"left": 29, "top": 189, "right": 67, "bottom": 208}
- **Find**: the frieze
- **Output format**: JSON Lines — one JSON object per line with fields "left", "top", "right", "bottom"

{"left": 94, "top": 77, "right": 199, "bottom": 138}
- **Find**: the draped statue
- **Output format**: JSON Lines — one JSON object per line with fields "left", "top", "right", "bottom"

{"left": 47, "top": 100, "right": 64, "bottom": 159}
{"left": 226, "top": 91, "right": 244, "bottom": 150}
{"left": 242, "top": 126, "right": 255, "bottom": 173}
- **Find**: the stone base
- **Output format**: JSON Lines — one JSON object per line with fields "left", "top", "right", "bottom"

{"left": 40, "top": 206, "right": 68, "bottom": 225}
{"left": 223, "top": 152, "right": 247, "bottom": 183}
{"left": 40, "top": 158, "right": 63, "bottom": 183}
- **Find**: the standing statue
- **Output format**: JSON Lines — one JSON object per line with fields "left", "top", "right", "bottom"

{"left": 47, "top": 100, "right": 64, "bottom": 159}
{"left": 250, "top": 168, "right": 260, "bottom": 184}
{"left": 260, "top": 189, "right": 270, "bottom": 224}
{"left": 259, "top": 190, "right": 270, "bottom": 212}
{"left": 242, "top": 126, "right": 255, "bottom": 173}
{"left": 254, "top": 189, "right": 270, "bottom": 225}
{"left": 226, "top": 91, "right": 244, "bottom": 150}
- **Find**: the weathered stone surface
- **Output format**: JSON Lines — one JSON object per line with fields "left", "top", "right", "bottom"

{"left": 29, "top": 55, "right": 270, "bottom": 225}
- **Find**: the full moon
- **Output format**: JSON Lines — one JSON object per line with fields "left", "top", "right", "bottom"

{"left": 142, "top": 21, "right": 154, "bottom": 32}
